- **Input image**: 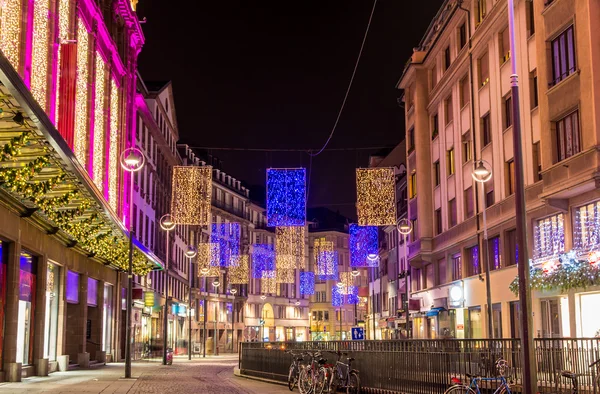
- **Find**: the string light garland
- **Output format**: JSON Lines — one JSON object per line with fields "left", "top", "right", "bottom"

{"left": 316, "top": 250, "right": 338, "bottom": 281}
{"left": 261, "top": 274, "right": 277, "bottom": 294}
{"left": 108, "top": 79, "right": 119, "bottom": 211}
{"left": 331, "top": 285, "right": 343, "bottom": 307}
{"left": 74, "top": 18, "right": 90, "bottom": 166}
{"left": 197, "top": 243, "right": 220, "bottom": 277}
{"left": 30, "top": 0, "right": 50, "bottom": 110}
{"left": 339, "top": 271, "right": 353, "bottom": 295}
{"left": 356, "top": 167, "right": 396, "bottom": 226}
{"left": 171, "top": 166, "right": 212, "bottom": 225}
{"left": 210, "top": 223, "right": 240, "bottom": 267}
{"left": 574, "top": 202, "right": 600, "bottom": 252}
{"left": 534, "top": 213, "right": 565, "bottom": 260}
{"left": 252, "top": 244, "right": 276, "bottom": 278}
{"left": 276, "top": 226, "right": 305, "bottom": 270}
{"left": 471, "top": 245, "right": 480, "bottom": 275}
{"left": 276, "top": 269, "right": 295, "bottom": 284}
{"left": 1, "top": 132, "right": 31, "bottom": 161}
{"left": 346, "top": 285, "right": 359, "bottom": 305}
{"left": 0, "top": 0, "right": 22, "bottom": 70}
{"left": 55, "top": 0, "right": 71, "bottom": 124}
{"left": 93, "top": 53, "right": 106, "bottom": 192}
{"left": 266, "top": 168, "right": 306, "bottom": 227}
{"left": 492, "top": 237, "right": 501, "bottom": 269}
{"left": 349, "top": 224, "right": 379, "bottom": 267}
{"left": 228, "top": 255, "right": 249, "bottom": 284}
{"left": 300, "top": 271, "right": 315, "bottom": 295}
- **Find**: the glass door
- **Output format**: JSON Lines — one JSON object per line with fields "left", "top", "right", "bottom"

{"left": 43, "top": 262, "right": 60, "bottom": 360}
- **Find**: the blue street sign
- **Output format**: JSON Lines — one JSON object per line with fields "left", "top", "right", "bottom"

{"left": 351, "top": 327, "right": 364, "bottom": 340}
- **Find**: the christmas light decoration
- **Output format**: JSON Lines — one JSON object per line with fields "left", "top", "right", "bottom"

{"left": 171, "top": 166, "right": 212, "bottom": 225}
{"left": 339, "top": 271, "right": 353, "bottom": 295}
{"left": 356, "top": 167, "right": 396, "bottom": 226}
{"left": 55, "top": 0, "right": 71, "bottom": 124}
{"left": 359, "top": 296, "right": 368, "bottom": 308}
{"left": 252, "top": 244, "right": 275, "bottom": 278}
{"left": 314, "top": 238, "right": 334, "bottom": 265}
{"left": 471, "top": 245, "right": 480, "bottom": 275}
{"left": 1, "top": 132, "right": 31, "bottom": 161}
{"left": 261, "top": 275, "right": 277, "bottom": 294}
{"left": 276, "top": 226, "right": 305, "bottom": 270}
{"left": 534, "top": 213, "right": 565, "bottom": 260}
{"left": 492, "top": 237, "right": 500, "bottom": 269}
{"left": 276, "top": 269, "right": 295, "bottom": 283}
{"left": 574, "top": 202, "right": 600, "bottom": 253}
{"left": 108, "top": 79, "right": 120, "bottom": 211}
{"left": 197, "top": 243, "right": 220, "bottom": 277}
{"left": 316, "top": 250, "right": 338, "bottom": 281}
{"left": 332, "top": 286, "right": 343, "bottom": 307}
{"left": 31, "top": 0, "right": 50, "bottom": 110}
{"left": 349, "top": 224, "right": 378, "bottom": 267}
{"left": 228, "top": 255, "right": 249, "bottom": 284}
{"left": 210, "top": 223, "right": 240, "bottom": 267}
{"left": 346, "top": 285, "right": 359, "bottom": 305}
{"left": 266, "top": 168, "right": 306, "bottom": 227}
{"left": 299, "top": 271, "right": 315, "bottom": 295}
{"left": 93, "top": 53, "right": 106, "bottom": 191}
{"left": 74, "top": 18, "right": 90, "bottom": 166}
{"left": 0, "top": 0, "right": 22, "bottom": 70}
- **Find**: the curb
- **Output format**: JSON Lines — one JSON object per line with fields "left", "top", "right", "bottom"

{"left": 233, "top": 368, "right": 288, "bottom": 387}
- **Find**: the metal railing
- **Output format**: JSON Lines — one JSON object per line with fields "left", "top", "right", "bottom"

{"left": 238, "top": 338, "right": 600, "bottom": 393}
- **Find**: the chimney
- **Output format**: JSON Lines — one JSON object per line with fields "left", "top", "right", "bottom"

{"left": 236, "top": 180, "right": 241, "bottom": 189}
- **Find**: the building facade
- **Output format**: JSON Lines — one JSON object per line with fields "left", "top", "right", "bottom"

{"left": 398, "top": 0, "right": 600, "bottom": 339}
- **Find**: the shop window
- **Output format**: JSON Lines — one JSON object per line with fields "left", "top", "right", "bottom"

{"left": 555, "top": 110, "right": 581, "bottom": 163}
{"left": 534, "top": 213, "right": 565, "bottom": 259}
{"left": 550, "top": 25, "right": 576, "bottom": 86}
{"left": 492, "top": 303, "right": 503, "bottom": 339}
{"left": 17, "top": 251, "right": 37, "bottom": 366}
{"left": 574, "top": 201, "right": 600, "bottom": 252}
{"left": 66, "top": 270, "right": 79, "bottom": 303}
{"left": 87, "top": 277, "right": 98, "bottom": 306}
{"left": 468, "top": 306, "right": 482, "bottom": 338}
{"left": 488, "top": 236, "right": 501, "bottom": 270}
{"left": 44, "top": 263, "right": 60, "bottom": 361}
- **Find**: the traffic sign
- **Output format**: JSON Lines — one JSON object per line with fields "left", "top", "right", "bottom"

{"left": 351, "top": 326, "right": 364, "bottom": 340}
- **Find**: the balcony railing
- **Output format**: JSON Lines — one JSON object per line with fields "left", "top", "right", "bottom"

{"left": 212, "top": 198, "right": 250, "bottom": 220}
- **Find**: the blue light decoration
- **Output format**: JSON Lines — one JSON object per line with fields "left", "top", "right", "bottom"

{"left": 266, "top": 168, "right": 306, "bottom": 227}
{"left": 299, "top": 271, "right": 315, "bottom": 295}
{"left": 349, "top": 224, "right": 379, "bottom": 267}
{"left": 492, "top": 237, "right": 501, "bottom": 269}
{"left": 332, "top": 286, "right": 343, "bottom": 307}
{"left": 252, "top": 244, "right": 276, "bottom": 278}
{"left": 210, "top": 223, "right": 240, "bottom": 267}
{"left": 471, "top": 245, "right": 480, "bottom": 275}
{"left": 316, "top": 250, "right": 338, "bottom": 281}
{"left": 346, "top": 286, "right": 359, "bottom": 305}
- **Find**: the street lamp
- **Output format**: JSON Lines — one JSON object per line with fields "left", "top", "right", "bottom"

{"left": 212, "top": 280, "right": 220, "bottom": 355}
{"left": 120, "top": 147, "right": 144, "bottom": 379}
{"left": 159, "top": 214, "right": 176, "bottom": 366}
{"left": 198, "top": 268, "right": 211, "bottom": 358}
{"left": 230, "top": 287, "right": 237, "bottom": 350}
{"left": 185, "top": 246, "right": 197, "bottom": 361}
{"left": 397, "top": 218, "right": 412, "bottom": 339}
{"left": 472, "top": 160, "right": 494, "bottom": 340}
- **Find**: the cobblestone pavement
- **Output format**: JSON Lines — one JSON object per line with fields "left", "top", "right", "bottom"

{"left": 0, "top": 356, "right": 289, "bottom": 393}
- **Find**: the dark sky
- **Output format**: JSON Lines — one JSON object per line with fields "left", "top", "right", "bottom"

{"left": 136, "top": 1, "right": 444, "bottom": 219}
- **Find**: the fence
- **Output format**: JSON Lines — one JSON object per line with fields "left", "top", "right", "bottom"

{"left": 238, "top": 338, "right": 600, "bottom": 393}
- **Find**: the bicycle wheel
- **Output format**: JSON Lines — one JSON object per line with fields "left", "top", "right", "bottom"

{"left": 314, "top": 367, "right": 327, "bottom": 394}
{"left": 288, "top": 365, "right": 297, "bottom": 391}
{"left": 346, "top": 372, "right": 360, "bottom": 394}
{"left": 444, "top": 385, "right": 476, "bottom": 394}
{"left": 299, "top": 368, "right": 312, "bottom": 394}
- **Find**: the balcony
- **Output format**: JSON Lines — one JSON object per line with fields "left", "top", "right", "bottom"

{"left": 212, "top": 198, "right": 250, "bottom": 220}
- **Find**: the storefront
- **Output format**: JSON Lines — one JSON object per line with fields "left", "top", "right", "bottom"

{"left": 43, "top": 262, "right": 60, "bottom": 362}
{"left": 17, "top": 251, "right": 36, "bottom": 366}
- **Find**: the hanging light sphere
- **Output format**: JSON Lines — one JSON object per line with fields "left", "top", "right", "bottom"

{"left": 230, "top": 288, "right": 237, "bottom": 295}
{"left": 295, "top": 301, "right": 300, "bottom": 306}
{"left": 471, "top": 160, "right": 493, "bottom": 183}
{"left": 260, "top": 295, "right": 267, "bottom": 300}
{"left": 200, "top": 267, "right": 210, "bottom": 276}
{"left": 185, "top": 245, "right": 197, "bottom": 259}
{"left": 351, "top": 269, "right": 360, "bottom": 277}
{"left": 120, "top": 147, "right": 145, "bottom": 172}
{"left": 212, "top": 280, "right": 220, "bottom": 288}
{"left": 159, "top": 214, "right": 176, "bottom": 231}
{"left": 367, "top": 253, "right": 379, "bottom": 262}
{"left": 397, "top": 218, "right": 413, "bottom": 235}
{"left": 336, "top": 281, "right": 345, "bottom": 288}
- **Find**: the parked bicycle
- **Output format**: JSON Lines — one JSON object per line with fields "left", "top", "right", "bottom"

{"left": 286, "top": 350, "right": 307, "bottom": 391}
{"left": 298, "top": 351, "right": 328, "bottom": 394}
{"left": 544, "top": 358, "right": 600, "bottom": 394}
{"left": 444, "top": 359, "right": 512, "bottom": 394}
{"left": 323, "top": 350, "right": 360, "bottom": 394}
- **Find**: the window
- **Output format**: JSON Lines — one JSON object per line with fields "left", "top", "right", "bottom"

{"left": 534, "top": 213, "right": 565, "bottom": 259}
{"left": 444, "top": 46, "right": 451, "bottom": 70}
{"left": 447, "top": 148, "right": 455, "bottom": 176}
{"left": 555, "top": 110, "right": 580, "bottom": 162}
{"left": 451, "top": 254, "right": 462, "bottom": 281}
{"left": 500, "top": 28, "right": 510, "bottom": 63}
{"left": 448, "top": 198, "right": 457, "bottom": 227}
{"left": 505, "top": 229, "right": 518, "bottom": 267}
{"left": 433, "top": 160, "right": 441, "bottom": 186}
{"left": 488, "top": 236, "right": 501, "bottom": 270}
{"left": 467, "top": 245, "right": 480, "bottom": 276}
{"left": 574, "top": 201, "right": 600, "bottom": 251}
{"left": 476, "top": 0, "right": 486, "bottom": 25}
{"left": 435, "top": 208, "right": 443, "bottom": 235}
{"left": 533, "top": 142, "right": 542, "bottom": 181}
{"left": 432, "top": 64, "right": 438, "bottom": 87}
{"left": 445, "top": 95, "right": 453, "bottom": 124}
{"left": 412, "top": 268, "right": 422, "bottom": 291}
{"left": 506, "top": 159, "right": 515, "bottom": 196}
{"left": 540, "top": 298, "right": 565, "bottom": 338}
{"left": 481, "top": 113, "right": 491, "bottom": 146}
{"left": 460, "top": 76, "right": 470, "bottom": 107}
{"left": 504, "top": 95, "right": 512, "bottom": 128}
{"left": 409, "top": 172, "right": 417, "bottom": 198}
{"left": 464, "top": 187, "right": 474, "bottom": 218}
{"left": 527, "top": 0, "right": 535, "bottom": 37}
{"left": 426, "top": 264, "right": 435, "bottom": 288}
{"left": 551, "top": 25, "right": 576, "bottom": 86}
{"left": 479, "top": 53, "right": 489, "bottom": 86}
{"left": 485, "top": 181, "right": 495, "bottom": 207}
{"left": 432, "top": 114, "right": 439, "bottom": 139}
{"left": 492, "top": 303, "right": 503, "bottom": 338}
{"left": 408, "top": 127, "right": 415, "bottom": 152}
{"left": 531, "top": 71, "right": 539, "bottom": 109}
{"left": 462, "top": 132, "right": 472, "bottom": 163}
{"left": 438, "top": 259, "right": 447, "bottom": 285}
{"left": 410, "top": 219, "right": 418, "bottom": 242}
{"left": 459, "top": 23, "right": 467, "bottom": 49}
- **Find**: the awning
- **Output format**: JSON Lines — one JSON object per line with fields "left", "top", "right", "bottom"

{"left": 425, "top": 307, "right": 447, "bottom": 317}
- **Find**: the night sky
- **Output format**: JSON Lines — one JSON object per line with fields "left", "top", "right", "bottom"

{"left": 136, "top": 1, "right": 444, "bottom": 219}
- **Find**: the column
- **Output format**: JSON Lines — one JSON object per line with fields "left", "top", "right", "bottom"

{"left": 32, "top": 255, "right": 48, "bottom": 376}
{"left": 3, "top": 242, "right": 22, "bottom": 382}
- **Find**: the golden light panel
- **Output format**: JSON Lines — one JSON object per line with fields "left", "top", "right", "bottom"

{"left": 261, "top": 275, "right": 277, "bottom": 294}
{"left": 108, "top": 79, "right": 120, "bottom": 211}
{"left": 276, "top": 226, "right": 305, "bottom": 270}
{"left": 313, "top": 237, "right": 333, "bottom": 267}
{"left": 197, "top": 243, "right": 220, "bottom": 277}
{"left": 228, "top": 255, "right": 249, "bottom": 284}
{"left": 171, "top": 166, "right": 212, "bottom": 225}
{"left": 55, "top": 0, "right": 71, "bottom": 124}
{"left": 31, "top": 0, "right": 50, "bottom": 110}
{"left": 275, "top": 269, "right": 295, "bottom": 284}
{"left": 339, "top": 271, "right": 354, "bottom": 295}
{"left": 0, "top": 0, "right": 22, "bottom": 70}
{"left": 74, "top": 18, "right": 90, "bottom": 166}
{"left": 356, "top": 167, "right": 397, "bottom": 226}
{"left": 93, "top": 54, "right": 106, "bottom": 192}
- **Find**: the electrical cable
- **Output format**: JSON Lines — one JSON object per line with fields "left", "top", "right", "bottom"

{"left": 184, "top": 145, "right": 391, "bottom": 152}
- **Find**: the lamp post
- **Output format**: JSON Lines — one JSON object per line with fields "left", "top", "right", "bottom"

{"left": 199, "top": 267, "right": 209, "bottom": 357}
{"left": 260, "top": 294, "right": 266, "bottom": 342}
{"left": 397, "top": 218, "right": 412, "bottom": 339}
{"left": 120, "top": 147, "right": 144, "bottom": 379}
{"left": 212, "top": 279, "right": 220, "bottom": 355}
{"left": 159, "top": 214, "right": 176, "bottom": 365}
{"left": 367, "top": 253, "right": 378, "bottom": 341}
{"left": 351, "top": 269, "right": 360, "bottom": 326}
{"left": 230, "top": 288, "right": 237, "bottom": 350}
{"left": 472, "top": 160, "right": 494, "bottom": 340}
{"left": 185, "top": 246, "right": 197, "bottom": 361}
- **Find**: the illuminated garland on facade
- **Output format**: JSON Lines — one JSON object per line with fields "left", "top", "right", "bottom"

{"left": 108, "top": 79, "right": 119, "bottom": 211}
{"left": 299, "top": 271, "right": 315, "bottom": 295}
{"left": 30, "top": 0, "right": 50, "bottom": 110}
{"left": 574, "top": 202, "right": 600, "bottom": 252}
{"left": 55, "top": 0, "right": 71, "bottom": 124}
{"left": 534, "top": 213, "right": 565, "bottom": 260}
{"left": 266, "top": 168, "right": 306, "bottom": 227}
{"left": 0, "top": 0, "right": 22, "bottom": 70}
{"left": 197, "top": 242, "right": 220, "bottom": 276}
{"left": 93, "top": 53, "right": 106, "bottom": 192}
{"left": 1, "top": 132, "right": 31, "bottom": 161}
{"left": 228, "top": 255, "right": 249, "bottom": 284}
{"left": 349, "top": 224, "right": 379, "bottom": 267}
{"left": 252, "top": 244, "right": 275, "bottom": 278}
{"left": 356, "top": 168, "right": 397, "bottom": 226}
{"left": 275, "top": 226, "right": 305, "bottom": 270}
{"left": 171, "top": 166, "right": 212, "bottom": 225}
{"left": 74, "top": 18, "right": 90, "bottom": 166}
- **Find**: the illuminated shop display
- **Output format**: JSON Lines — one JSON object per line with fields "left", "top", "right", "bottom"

{"left": 356, "top": 168, "right": 396, "bottom": 226}
{"left": 266, "top": 168, "right": 306, "bottom": 227}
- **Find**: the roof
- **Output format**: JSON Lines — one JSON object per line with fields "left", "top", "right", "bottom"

{"left": 144, "top": 80, "right": 171, "bottom": 94}
{"left": 308, "top": 207, "right": 351, "bottom": 233}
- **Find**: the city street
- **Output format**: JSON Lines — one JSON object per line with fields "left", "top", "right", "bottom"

{"left": 0, "top": 356, "right": 288, "bottom": 394}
